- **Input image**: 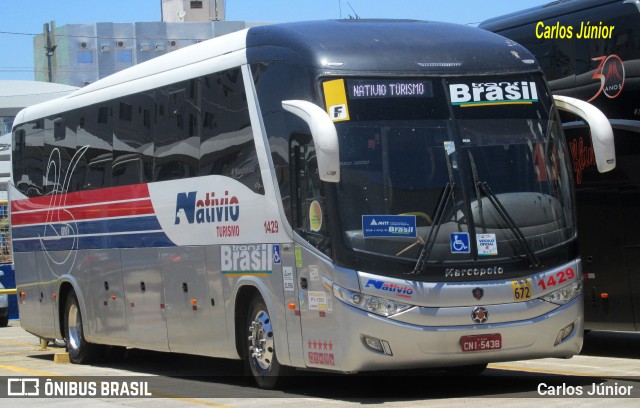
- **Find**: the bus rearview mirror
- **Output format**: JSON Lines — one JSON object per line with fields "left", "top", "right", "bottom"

{"left": 553, "top": 95, "right": 616, "bottom": 173}
{"left": 282, "top": 100, "right": 340, "bottom": 183}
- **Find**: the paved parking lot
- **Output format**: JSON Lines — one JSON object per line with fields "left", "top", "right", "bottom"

{"left": 1, "top": 321, "right": 639, "bottom": 407}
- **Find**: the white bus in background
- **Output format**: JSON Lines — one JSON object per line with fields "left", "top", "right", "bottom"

{"left": 10, "top": 19, "right": 614, "bottom": 388}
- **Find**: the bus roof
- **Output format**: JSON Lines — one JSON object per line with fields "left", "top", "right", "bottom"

{"left": 479, "top": 0, "right": 620, "bottom": 32}
{"left": 245, "top": 19, "right": 539, "bottom": 74}
{"left": 15, "top": 19, "right": 540, "bottom": 124}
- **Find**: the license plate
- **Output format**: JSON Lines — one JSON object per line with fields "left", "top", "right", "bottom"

{"left": 460, "top": 334, "right": 502, "bottom": 352}
{"left": 512, "top": 279, "right": 532, "bottom": 301}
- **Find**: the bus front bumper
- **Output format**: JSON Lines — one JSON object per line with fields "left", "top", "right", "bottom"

{"left": 326, "top": 295, "right": 583, "bottom": 373}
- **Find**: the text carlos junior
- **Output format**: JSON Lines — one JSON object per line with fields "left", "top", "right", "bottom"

{"left": 538, "top": 382, "right": 634, "bottom": 397}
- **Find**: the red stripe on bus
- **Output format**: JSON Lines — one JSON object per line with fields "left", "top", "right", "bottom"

{"left": 11, "top": 199, "right": 156, "bottom": 226}
{"left": 11, "top": 184, "right": 151, "bottom": 213}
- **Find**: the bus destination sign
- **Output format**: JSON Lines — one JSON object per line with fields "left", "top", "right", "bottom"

{"left": 348, "top": 79, "right": 433, "bottom": 99}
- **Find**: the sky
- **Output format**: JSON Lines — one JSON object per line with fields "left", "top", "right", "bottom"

{"left": 0, "top": 0, "right": 551, "bottom": 81}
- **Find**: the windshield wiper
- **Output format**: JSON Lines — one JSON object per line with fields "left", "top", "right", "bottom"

{"left": 476, "top": 181, "right": 541, "bottom": 268}
{"left": 467, "top": 150, "right": 540, "bottom": 268}
{"left": 404, "top": 182, "right": 454, "bottom": 275}
{"left": 405, "top": 143, "right": 460, "bottom": 275}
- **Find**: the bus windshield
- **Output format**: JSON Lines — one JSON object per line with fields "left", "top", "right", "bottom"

{"left": 330, "top": 76, "right": 575, "bottom": 269}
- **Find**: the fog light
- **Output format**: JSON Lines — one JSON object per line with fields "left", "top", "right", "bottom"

{"left": 364, "top": 336, "right": 383, "bottom": 352}
{"left": 554, "top": 322, "right": 575, "bottom": 346}
{"left": 363, "top": 336, "right": 393, "bottom": 355}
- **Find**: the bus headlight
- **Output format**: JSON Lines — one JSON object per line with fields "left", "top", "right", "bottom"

{"left": 541, "top": 280, "right": 583, "bottom": 305}
{"left": 332, "top": 283, "right": 413, "bottom": 317}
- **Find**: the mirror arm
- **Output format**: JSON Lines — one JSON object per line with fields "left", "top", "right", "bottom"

{"left": 553, "top": 95, "right": 615, "bottom": 173}
{"left": 282, "top": 100, "right": 340, "bottom": 182}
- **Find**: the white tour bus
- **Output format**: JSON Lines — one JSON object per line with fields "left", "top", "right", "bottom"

{"left": 10, "top": 20, "right": 615, "bottom": 388}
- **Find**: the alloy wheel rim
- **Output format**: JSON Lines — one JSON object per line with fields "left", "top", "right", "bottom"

{"left": 67, "top": 303, "right": 81, "bottom": 351}
{"left": 248, "top": 309, "right": 274, "bottom": 370}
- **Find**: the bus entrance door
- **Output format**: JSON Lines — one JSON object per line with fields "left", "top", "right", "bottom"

{"left": 293, "top": 245, "right": 341, "bottom": 371}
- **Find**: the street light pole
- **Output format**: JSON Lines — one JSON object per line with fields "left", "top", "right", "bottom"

{"left": 44, "top": 22, "right": 57, "bottom": 83}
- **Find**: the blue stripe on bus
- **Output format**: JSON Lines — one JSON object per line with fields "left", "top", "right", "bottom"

{"left": 12, "top": 232, "right": 175, "bottom": 252}
{"left": 11, "top": 216, "right": 163, "bottom": 240}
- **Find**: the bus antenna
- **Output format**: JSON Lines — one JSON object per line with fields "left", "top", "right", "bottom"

{"left": 347, "top": 1, "right": 360, "bottom": 19}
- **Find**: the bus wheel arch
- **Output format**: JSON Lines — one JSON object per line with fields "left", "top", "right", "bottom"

{"left": 58, "top": 282, "right": 75, "bottom": 340}
{"left": 63, "top": 289, "right": 102, "bottom": 364}
{"left": 234, "top": 285, "right": 292, "bottom": 389}
{"left": 234, "top": 285, "right": 260, "bottom": 361}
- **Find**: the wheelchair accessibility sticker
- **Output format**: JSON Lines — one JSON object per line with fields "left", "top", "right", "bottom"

{"left": 450, "top": 232, "right": 470, "bottom": 254}
{"left": 273, "top": 244, "right": 281, "bottom": 264}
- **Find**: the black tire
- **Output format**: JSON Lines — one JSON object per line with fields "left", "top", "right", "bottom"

{"left": 245, "top": 295, "right": 293, "bottom": 389}
{"left": 0, "top": 308, "right": 8, "bottom": 327}
{"left": 64, "top": 291, "right": 102, "bottom": 364}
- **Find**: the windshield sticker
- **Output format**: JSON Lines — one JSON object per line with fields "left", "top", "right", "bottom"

{"left": 449, "top": 81, "right": 538, "bottom": 108}
{"left": 450, "top": 232, "right": 471, "bottom": 254}
{"left": 477, "top": 233, "right": 498, "bottom": 256}
{"left": 309, "top": 200, "right": 323, "bottom": 232}
{"left": 362, "top": 215, "right": 416, "bottom": 238}
{"left": 323, "top": 79, "right": 350, "bottom": 122}
{"left": 444, "top": 141, "right": 456, "bottom": 155}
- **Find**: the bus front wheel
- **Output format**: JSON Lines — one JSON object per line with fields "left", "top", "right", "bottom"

{"left": 64, "top": 291, "right": 102, "bottom": 364}
{"left": 245, "top": 295, "right": 292, "bottom": 389}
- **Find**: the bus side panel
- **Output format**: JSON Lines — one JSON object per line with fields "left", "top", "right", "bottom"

{"left": 31, "top": 251, "right": 59, "bottom": 339}
{"left": 621, "top": 188, "right": 640, "bottom": 331}
{"left": 162, "top": 246, "right": 218, "bottom": 356}
{"left": 625, "top": 246, "right": 640, "bottom": 331}
{"left": 576, "top": 188, "right": 635, "bottom": 331}
{"left": 122, "top": 247, "right": 169, "bottom": 352}
{"left": 204, "top": 245, "right": 234, "bottom": 359}
{"left": 295, "top": 246, "right": 343, "bottom": 371}
{"left": 78, "top": 249, "right": 127, "bottom": 345}
{"left": 279, "top": 244, "right": 304, "bottom": 368}
{"left": 14, "top": 252, "right": 46, "bottom": 337}
{"left": 221, "top": 243, "right": 293, "bottom": 366}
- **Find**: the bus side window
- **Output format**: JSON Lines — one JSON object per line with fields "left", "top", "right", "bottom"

{"left": 200, "top": 68, "right": 263, "bottom": 194}
{"left": 74, "top": 105, "right": 113, "bottom": 191}
{"left": 113, "top": 92, "right": 155, "bottom": 186}
{"left": 154, "top": 81, "right": 199, "bottom": 182}
{"left": 44, "top": 116, "right": 77, "bottom": 195}
{"left": 290, "top": 134, "right": 332, "bottom": 257}
{"left": 13, "top": 124, "right": 45, "bottom": 198}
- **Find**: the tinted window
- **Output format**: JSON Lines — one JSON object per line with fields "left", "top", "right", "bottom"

{"left": 252, "top": 62, "right": 315, "bottom": 213}
{"left": 113, "top": 92, "right": 154, "bottom": 186}
{"left": 12, "top": 120, "right": 44, "bottom": 197}
{"left": 44, "top": 115, "right": 78, "bottom": 195}
{"left": 13, "top": 67, "right": 262, "bottom": 195}
{"left": 76, "top": 104, "right": 113, "bottom": 190}
{"left": 200, "top": 68, "right": 263, "bottom": 194}
{"left": 154, "top": 80, "right": 199, "bottom": 181}
{"left": 567, "top": 127, "right": 640, "bottom": 187}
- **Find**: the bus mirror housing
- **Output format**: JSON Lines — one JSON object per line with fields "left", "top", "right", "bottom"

{"left": 282, "top": 100, "right": 340, "bottom": 183}
{"left": 553, "top": 95, "right": 616, "bottom": 173}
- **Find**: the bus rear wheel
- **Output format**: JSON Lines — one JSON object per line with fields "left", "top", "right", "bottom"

{"left": 64, "top": 291, "right": 102, "bottom": 364}
{"left": 245, "top": 295, "right": 292, "bottom": 389}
